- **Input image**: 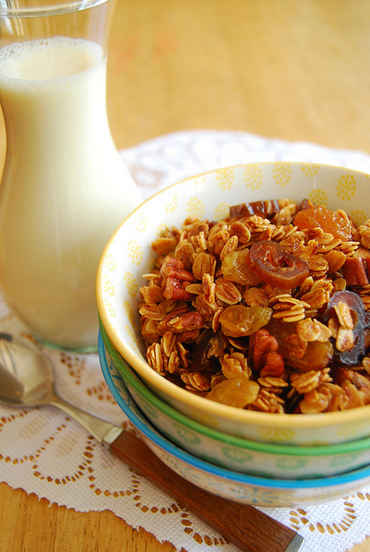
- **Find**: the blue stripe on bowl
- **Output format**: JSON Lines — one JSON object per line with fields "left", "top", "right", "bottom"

{"left": 98, "top": 332, "right": 370, "bottom": 490}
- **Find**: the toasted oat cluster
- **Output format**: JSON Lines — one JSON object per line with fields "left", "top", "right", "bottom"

{"left": 138, "top": 199, "right": 370, "bottom": 414}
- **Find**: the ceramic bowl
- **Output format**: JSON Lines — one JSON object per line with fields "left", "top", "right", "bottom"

{"left": 100, "top": 322, "right": 370, "bottom": 479}
{"left": 97, "top": 162, "right": 370, "bottom": 445}
{"left": 98, "top": 332, "right": 370, "bottom": 507}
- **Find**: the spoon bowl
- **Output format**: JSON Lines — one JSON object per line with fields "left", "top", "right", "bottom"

{"left": 0, "top": 333, "right": 122, "bottom": 443}
{"left": 0, "top": 335, "right": 53, "bottom": 406}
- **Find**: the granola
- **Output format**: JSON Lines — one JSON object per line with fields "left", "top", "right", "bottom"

{"left": 138, "top": 198, "right": 370, "bottom": 413}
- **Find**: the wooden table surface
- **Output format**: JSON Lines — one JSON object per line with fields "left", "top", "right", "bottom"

{"left": 0, "top": 0, "right": 370, "bottom": 551}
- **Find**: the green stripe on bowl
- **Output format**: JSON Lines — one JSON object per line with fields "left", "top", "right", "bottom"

{"left": 99, "top": 320, "right": 370, "bottom": 457}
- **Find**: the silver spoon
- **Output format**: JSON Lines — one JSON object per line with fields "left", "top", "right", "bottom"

{"left": 0, "top": 333, "right": 122, "bottom": 444}
{"left": 0, "top": 333, "right": 303, "bottom": 552}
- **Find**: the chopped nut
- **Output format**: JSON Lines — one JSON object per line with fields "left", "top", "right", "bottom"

{"left": 260, "top": 352, "right": 285, "bottom": 377}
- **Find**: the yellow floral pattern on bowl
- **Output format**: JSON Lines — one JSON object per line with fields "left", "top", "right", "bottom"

{"left": 123, "top": 272, "right": 138, "bottom": 297}
{"left": 308, "top": 189, "right": 328, "bottom": 206}
{"left": 337, "top": 175, "right": 357, "bottom": 201}
{"left": 187, "top": 196, "right": 205, "bottom": 218}
{"left": 97, "top": 162, "right": 370, "bottom": 446}
{"left": 244, "top": 163, "right": 263, "bottom": 190}
{"left": 127, "top": 240, "right": 143, "bottom": 265}
{"left": 165, "top": 193, "right": 178, "bottom": 214}
{"left": 214, "top": 202, "right": 229, "bottom": 220}
{"left": 216, "top": 167, "right": 234, "bottom": 190}
{"left": 301, "top": 164, "right": 321, "bottom": 177}
{"left": 272, "top": 162, "right": 292, "bottom": 187}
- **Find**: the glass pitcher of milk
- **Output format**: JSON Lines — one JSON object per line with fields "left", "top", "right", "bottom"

{"left": 0, "top": 0, "right": 141, "bottom": 350}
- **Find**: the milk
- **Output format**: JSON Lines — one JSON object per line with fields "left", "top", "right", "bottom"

{"left": 0, "top": 37, "right": 140, "bottom": 349}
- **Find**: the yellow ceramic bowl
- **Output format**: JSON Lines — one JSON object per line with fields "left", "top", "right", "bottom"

{"left": 97, "top": 162, "right": 370, "bottom": 446}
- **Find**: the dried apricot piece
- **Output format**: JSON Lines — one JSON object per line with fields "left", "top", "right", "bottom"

{"left": 294, "top": 205, "right": 352, "bottom": 240}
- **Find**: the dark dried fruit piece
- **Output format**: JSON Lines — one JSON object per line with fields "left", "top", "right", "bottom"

{"left": 342, "top": 257, "right": 369, "bottom": 286}
{"left": 324, "top": 290, "right": 366, "bottom": 365}
{"left": 249, "top": 241, "right": 309, "bottom": 290}
{"left": 229, "top": 199, "right": 280, "bottom": 219}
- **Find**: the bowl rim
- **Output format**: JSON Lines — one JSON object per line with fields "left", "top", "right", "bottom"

{"left": 100, "top": 322, "right": 370, "bottom": 456}
{"left": 97, "top": 162, "right": 370, "bottom": 431}
{"left": 98, "top": 331, "right": 370, "bottom": 489}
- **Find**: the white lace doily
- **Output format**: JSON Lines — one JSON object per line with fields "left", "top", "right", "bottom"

{"left": 0, "top": 130, "right": 369, "bottom": 552}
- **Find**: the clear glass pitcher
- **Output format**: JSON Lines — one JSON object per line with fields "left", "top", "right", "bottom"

{"left": 0, "top": 0, "right": 140, "bottom": 351}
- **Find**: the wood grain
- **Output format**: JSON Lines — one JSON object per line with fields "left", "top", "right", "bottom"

{"left": 110, "top": 430, "right": 303, "bottom": 552}
{"left": 0, "top": 0, "right": 369, "bottom": 550}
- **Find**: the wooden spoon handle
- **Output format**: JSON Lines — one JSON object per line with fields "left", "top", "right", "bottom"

{"left": 110, "top": 430, "right": 303, "bottom": 552}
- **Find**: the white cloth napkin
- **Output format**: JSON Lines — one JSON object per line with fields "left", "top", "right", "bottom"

{"left": 0, "top": 130, "right": 369, "bottom": 552}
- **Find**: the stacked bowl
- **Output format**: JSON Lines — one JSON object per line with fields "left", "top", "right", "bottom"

{"left": 97, "top": 162, "right": 370, "bottom": 507}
